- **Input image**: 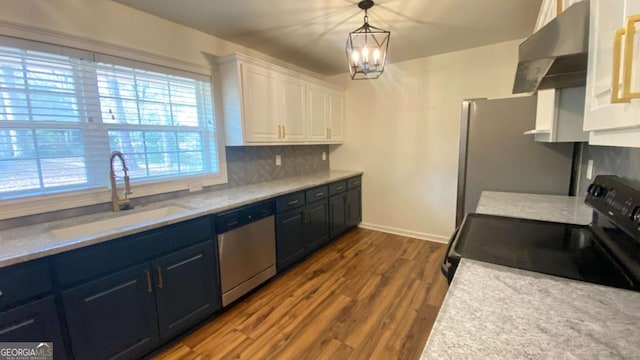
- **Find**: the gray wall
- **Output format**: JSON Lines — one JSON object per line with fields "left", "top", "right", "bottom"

{"left": 578, "top": 144, "right": 640, "bottom": 194}
{"left": 0, "top": 145, "right": 329, "bottom": 230}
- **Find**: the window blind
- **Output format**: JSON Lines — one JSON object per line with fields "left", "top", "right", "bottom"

{"left": 0, "top": 41, "right": 220, "bottom": 200}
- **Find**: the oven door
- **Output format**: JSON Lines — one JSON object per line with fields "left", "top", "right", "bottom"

{"left": 441, "top": 216, "right": 468, "bottom": 284}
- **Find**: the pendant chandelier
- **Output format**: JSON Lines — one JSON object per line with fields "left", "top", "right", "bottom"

{"left": 345, "top": 0, "right": 390, "bottom": 80}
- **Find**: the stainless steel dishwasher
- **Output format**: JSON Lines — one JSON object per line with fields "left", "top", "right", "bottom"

{"left": 216, "top": 201, "right": 276, "bottom": 306}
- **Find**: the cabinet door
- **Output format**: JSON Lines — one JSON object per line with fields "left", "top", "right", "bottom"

{"left": 584, "top": 0, "right": 640, "bottom": 134}
{"left": 328, "top": 91, "right": 345, "bottom": 142}
{"left": 240, "top": 62, "right": 279, "bottom": 142}
{"left": 276, "top": 209, "right": 306, "bottom": 271}
{"left": 329, "top": 195, "right": 347, "bottom": 239}
{"left": 280, "top": 74, "right": 307, "bottom": 142}
{"left": 62, "top": 264, "right": 159, "bottom": 360}
{"left": 305, "top": 200, "right": 330, "bottom": 252}
{"left": 345, "top": 188, "right": 362, "bottom": 228}
{"left": 0, "top": 296, "right": 67, "bottom": 359}
{"left": 153, "top": 241, "right": 219, "bottom": 341}
{"left": 307, "top": 86, "right": 329, "bottom": 141}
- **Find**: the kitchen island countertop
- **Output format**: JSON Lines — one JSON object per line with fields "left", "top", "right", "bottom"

{"left": 0, "top": 170, "right": 362, "bottom": 269}
{"left": 421, "top": 191, "right": 640, "bottom": 359}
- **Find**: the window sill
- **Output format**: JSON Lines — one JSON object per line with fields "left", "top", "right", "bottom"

{"left": 0, "top": 172, "right": 228, "bottom": 221}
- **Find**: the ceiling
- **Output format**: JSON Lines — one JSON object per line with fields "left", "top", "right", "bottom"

{"left": 113, "top": 0, "right": 542, "bottom": 76}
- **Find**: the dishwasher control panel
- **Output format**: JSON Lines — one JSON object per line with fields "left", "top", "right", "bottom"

{"left": 216, "top": 200, "right": 274, "bottom": 233}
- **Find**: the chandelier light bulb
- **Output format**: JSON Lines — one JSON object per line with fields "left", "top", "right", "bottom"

{"left": 373, "top": 48, "right": 381, "bottom": 65}
{"left": 362, "top": 47, "right": 369, "bottom": 63}
{"left": 352, "top": 51, "right": 359, "bottom": 66}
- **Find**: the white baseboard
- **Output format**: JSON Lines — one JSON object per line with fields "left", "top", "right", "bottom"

{"left": 358, "top": 222, "right": 450, "bottom": 244}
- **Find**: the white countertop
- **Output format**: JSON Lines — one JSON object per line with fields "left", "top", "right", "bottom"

{"left": 421, "top": 191, "right": 640, "bottom": 359}
{"left": 422, "top": 259, "right": 640, "bottom": 360}
{"left": 0, "top": 170, "right": 362, "bottom": 268}
{"left": 476, "top": 191, "right": 593, "bottom": 225}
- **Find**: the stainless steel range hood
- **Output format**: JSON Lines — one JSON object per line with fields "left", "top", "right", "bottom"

{"left": 513, "top": 1, "right": 590, "bottom": 94}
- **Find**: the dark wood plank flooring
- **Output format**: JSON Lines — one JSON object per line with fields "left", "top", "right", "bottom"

{"left": 152, "top": 228, "right": 448, "bottom": 360}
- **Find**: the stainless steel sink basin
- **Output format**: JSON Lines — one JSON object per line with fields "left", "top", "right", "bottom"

{"left": 52, "top": 206, "right": 192, "bottom": 240}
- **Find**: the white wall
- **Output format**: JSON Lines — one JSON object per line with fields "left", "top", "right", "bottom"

{"left": 329, "top": 39, "right": 522, "bottom": 242}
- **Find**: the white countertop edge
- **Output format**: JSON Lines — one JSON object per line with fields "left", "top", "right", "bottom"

{"left": 0, "top": 170, "right": 363, "bottom": 268}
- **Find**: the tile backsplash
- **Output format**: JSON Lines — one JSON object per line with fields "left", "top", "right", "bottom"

{"left": 0, "top": 145, "right": 330, "bottom": 230}
{"left": 226, "top": 145, "right": 329, "bottom": 186}
{"left": 578, "top": 144, "right": 640, "bottom": 194}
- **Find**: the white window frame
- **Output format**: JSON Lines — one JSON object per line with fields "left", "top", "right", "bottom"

{"left": 0, "top": 36, "right": 227, "bottom": 220}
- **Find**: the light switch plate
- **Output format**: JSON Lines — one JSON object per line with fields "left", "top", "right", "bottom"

{"left": 275, "top": 155, "right": 282, "bottom": 166}
{"left": 322, "top": 152, "right": 326, "bottom": 161}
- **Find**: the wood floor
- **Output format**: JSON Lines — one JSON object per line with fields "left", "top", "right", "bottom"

{"left": 152, "top": 228, "right": 448, "bottom": 360}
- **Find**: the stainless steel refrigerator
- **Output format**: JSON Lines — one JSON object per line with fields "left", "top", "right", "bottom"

{"left": 456, "top": 96, "right": 575, "bottom": 227}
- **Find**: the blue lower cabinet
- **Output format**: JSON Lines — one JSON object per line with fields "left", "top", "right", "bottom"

{"left": 0, "top": 296, "right": 67, "bottom": 359}
{"left": 276, "top": 208, "right": 306, "bottom": 271}
{"left": 346, "top": 187, "right": 362, "bottom": 228}
{"left": 306, "top": 199, "right": 330, "bottom": 252}
{"left": 62, "top": 264, "right": 159, "bottom": 360}
{"left": 62, "top": 240, "right": 220, "bottom": 359}
{"left": 329, "top": 194, "right": 347, "bottom": 238}
{"left": 153, "top": 241, "right": 220, "bottom": 340}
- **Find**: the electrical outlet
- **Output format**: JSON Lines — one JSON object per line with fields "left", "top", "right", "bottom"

{"left": 188, "top": 182, "right": 203, "bottom": 192}
{"left": 586, "top": 159, "right": 594, "bottom": 180}
{"left": 322, "top": 151, "right": 326, "bottom": 161}
{"left": 275, "top": 155, "right": 282, "bottom": 166}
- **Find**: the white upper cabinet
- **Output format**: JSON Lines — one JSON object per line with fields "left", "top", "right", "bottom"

{"left": 279, "top": 74, "right": 307, "bottom": 142}
{"left": 239, "top": 62, "right": 280, "bottom": 143}
{"left": 525, "top": 87, "right": 588, "bottom": 142}
{"left": 218, "top": 54, "right": 345, "bottom": 145}
{"left": 307, "top": 84, "right": 345, "bottom": 143}
{"left": 327, "top": 90, "right": 345, "bottom": 142}
{"left": 535, "top": 0, "right": 587, "bottom": 31}
{"left": 584, "top": 0, "right": 640, "bottom": 147}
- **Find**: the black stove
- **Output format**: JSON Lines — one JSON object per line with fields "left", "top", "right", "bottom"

{"left": 442, "top": 175, "right": 640, "bottom": 291}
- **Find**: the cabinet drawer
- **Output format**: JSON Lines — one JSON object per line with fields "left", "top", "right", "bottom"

{"left": 276, "top": 192, "right": 305, "bottom": 213}
{"left": 329, "top": 181, "right": 347, "bottom": 195}
{"left": 306, "top": 186, "right": 328, "bottom": 203}
{"left": 347, "top": 176, "right": 362, "bottom": 189}
{"left": 0, "top": 261, "right": 51, "bottom": 309}
{"left": 54, "top": 217, "right": 213, "bottom": 287}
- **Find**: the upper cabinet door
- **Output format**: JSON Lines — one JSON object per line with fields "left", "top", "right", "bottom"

{"left": 328, "top": 90, "right": 345, "bottom": 142}
{"left": 279, "top": 74, "right": 307, "bottom": 142}
{"left": 306, "top": 85, "right": 344, "bottom": 143}
{"left": 584, "top": 0, "right": 640, "bottom": 147}
{"left": 307, "top": 85, "right": 329, "bottom": 141}
{"left": 240, "top": 62, "right": 280, "bottom": 143}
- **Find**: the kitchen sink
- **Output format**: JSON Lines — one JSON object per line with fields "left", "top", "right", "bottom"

{"left": 52, "top": 205, "right": 192, "bottom": 240}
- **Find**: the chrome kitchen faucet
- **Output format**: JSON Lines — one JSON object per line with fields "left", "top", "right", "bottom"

{"left": 109, "top": 151, "right": 133, "bottom": 212}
